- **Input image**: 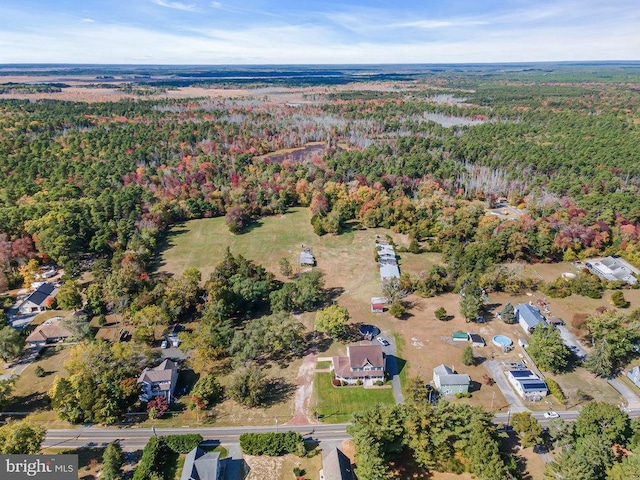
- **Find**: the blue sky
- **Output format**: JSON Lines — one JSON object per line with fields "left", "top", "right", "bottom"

{"left": 0, "top": 0, "right": 638, "bottom": 64}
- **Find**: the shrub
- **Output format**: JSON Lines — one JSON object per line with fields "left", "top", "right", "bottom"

{"left": 462, "top": 346, "right": 475, "bottom": 366}
{"left": 434, "top": 307, "right": 448, "bottom": 321}
{"left": 239, "top": 432, "right": 306, "bottom": 457}
{"left": 388, "top": 301, "right": 406, "bottom": 318}
{"left": 482, "top": 373, "right": 495, "bottom": 386}
{"left": 454, "top": 392, "right": 471, "bottom": 398}
{"left": 163, "top": 434, "right": 203, "bottom": 453}
{"left": 374, "top": 380, "right": 384, "bottom": 386}
{"left": 34, "top": 366, "right": 45, "bottom": 377}
{"left": 332, "top": 378, "right": 340, "bottom": 387}
{"left": 355, "top": 379, "right": 362, "bottom": 386}
{"left": 545, "top": 378, "right": 566, "bottom": 403}
{"left": 146, "top": 395, "right": 168, "bottom": 418}
{"left": 611, "top": 290, "right": 629, "bottom": 308}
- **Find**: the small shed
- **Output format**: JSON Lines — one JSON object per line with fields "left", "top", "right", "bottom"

{"left": 370, "top": 297, "right": 387, "bottom": 313}
{"left": 452, "top": 331, "right": 468, "bottom": 342}
{"left": 300, "top": 246, "right": 316, "bottom": 266}
{"left": 468, "top": 333, "right": 485, "bottom": 347}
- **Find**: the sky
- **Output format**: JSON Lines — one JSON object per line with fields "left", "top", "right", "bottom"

{"left": 0, "top": 0, "right": 638, "bottom": 64}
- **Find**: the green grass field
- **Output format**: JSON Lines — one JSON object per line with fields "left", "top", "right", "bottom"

{"left": 313, "top": 372, "right": 395, "bottom": 423}
{"left": 156, "top": 207, "right": 318, "bottom": 279}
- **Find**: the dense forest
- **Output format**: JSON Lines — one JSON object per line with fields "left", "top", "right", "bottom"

{"left": 0, "top": 66, "right": 638, "bottom": 294}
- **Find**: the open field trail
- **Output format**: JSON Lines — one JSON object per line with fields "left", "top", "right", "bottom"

{"left": 286, "top": 353, "right": 319, "bottom": 426}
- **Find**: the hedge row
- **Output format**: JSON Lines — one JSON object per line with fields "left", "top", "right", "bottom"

{"left": 163, "top": 434, "right": 203, "bottom": 454}
{"left": 239, "top": 431, "right": 306, "bottom": 457}
{"left": 545, "top": 378, "right": 566, "bottom": 403}
{"left": 132, "top": 434, "right": 204, "bottom": 480}
{"left": 132, "top": 437, "right": 168, "bottom": 480}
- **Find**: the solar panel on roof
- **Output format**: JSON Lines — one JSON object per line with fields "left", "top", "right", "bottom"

{"left": 510, "top": 370, "right": 534, "bottom": 378}
{"left": 520, "top": 381, "right": 548, "bottom": 390}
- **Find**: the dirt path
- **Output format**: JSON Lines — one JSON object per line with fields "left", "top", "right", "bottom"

{"left": 285, "top": 353, "right": 319, "bottom": 425}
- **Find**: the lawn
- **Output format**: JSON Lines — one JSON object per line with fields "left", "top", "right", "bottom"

{"left": 313, "top": 372, "right": 395, "bottom": 423}
{"left": 10, "top": 345, "right": 71, "bottom": 414}
{"left": 245, "top": 450, "right": 323, "bottom": 480}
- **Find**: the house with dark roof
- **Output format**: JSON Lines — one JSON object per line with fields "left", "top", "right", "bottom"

{"left": 433, "top": 364, "right": 470, "bottom": 395}
{"left": 25, "top": 319, "right": 72, "bottom": 347}
{"left": 468, "top": 333, "right": 485, "bottom": 347}
{"left": 332, "top": 344, "right": 385, "bottom": 385}
{"left": 515, "top": 303, "right": 547, "bottom": 334}
{"left": 320, "top": 447, "right": 353, "bottom": 480}
{"left": 18, "top": 283, "right": 57, "bottom": 315}
{"left": 180, "top": 447, "right": 221, "bottom": 480}
{"left": 137, "top": 359, "right": 179, "bottom": 403}
{"left": 507, "top": 369, "right": 548, "bottom": 400}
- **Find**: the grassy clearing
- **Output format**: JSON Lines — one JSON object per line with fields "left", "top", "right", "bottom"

{"left": 313, "top": 372, "right": 394, "bottom": 423}
{"left": 315, "top": 361, "right": 331, "bottom": 370}
{"left": 391, "top": 331, "right": 408, "bottom": 388}
{"left": 30, "top": 310, "right": 72, "bottom": 326}
{"left": 10, "top": 346, "right": 71, "bottom": 414}
{"left": 41, "top": 447, "right": 106, "bottom": 479}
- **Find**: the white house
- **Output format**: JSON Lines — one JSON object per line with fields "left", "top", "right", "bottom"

{"left": 507, "top": 369, "right": 548, "bottom": 400}
{"left": 515, "top": 303, "right": 547, "bottom": 334}
{"left": 433, "top": 364, "right": 470, "bottom": 395}
{"left": 18, "top": 283, "right": 57, "bottom": 315}
{"left": 138, "top": 359, "right": 179, "bottom": 403}
{"left": 627, "top": 366, "right": 640, "bottom": 389}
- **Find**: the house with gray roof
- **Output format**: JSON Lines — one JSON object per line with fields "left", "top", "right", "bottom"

{"left": 137, "top": 359, "right": 179, "bottom": 403}
{"left": 320, "top": 447, "right": 353, "bottom": 480}
{"left": 180, "top": 447, "right": 221, "bottom": 480}
{"left": 628, "top": 366, "right": 640, "bottom": 389}
{"left": 515, "top": 303, "right": 547, "bottom": 334}
{"left": 433, "top": 364, "right": 470, "bottom": 395}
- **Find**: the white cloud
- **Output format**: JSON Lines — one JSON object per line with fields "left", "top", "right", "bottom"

{"left": 150, "top": 0, "right": 197, "bottom": 12}
{"left": 81, "top": 18, "right": 95, "bottom": 23}
{"left": 393, "top": 19, "right": 488, "bottom": 29}
{"left": 211, "top": 1, "right": 222, "bottom": 8}
{"left": 0, "top": 2, "right": 638, "bottom": 64}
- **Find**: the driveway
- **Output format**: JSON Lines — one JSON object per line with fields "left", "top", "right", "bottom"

{"left": 556, "top": 326, "right": 587, "bottom": 358}
{"left": 484, "top": 360, "right": 527, "bottom": 412}
{"left": 0, "top": 346, "right": 42, "bottom": 381}
{"left": 379, "top": 336, "right": 404, "bottom": 404}
{"left": 608, "top": 376, "right": 640, "bottom": 409}
{"left": 222, "top": 443, "right": 245, "bottom": 480}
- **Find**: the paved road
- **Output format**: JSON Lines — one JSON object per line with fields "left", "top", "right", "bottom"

{"left": 380, "top": 335, "right": 404, "bottom": 404}
{"left": 42, "top": 407, "right": 640, "bottom": 451}
{"left": 43, "top": 424, "right": 351, "bottom": 450}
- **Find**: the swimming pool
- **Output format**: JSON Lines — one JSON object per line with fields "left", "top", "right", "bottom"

{"left": 492, "top": 335, "right": 513, "bottom": 348}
